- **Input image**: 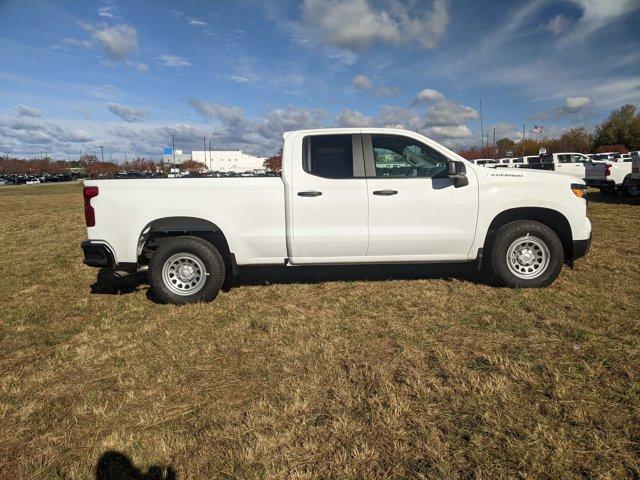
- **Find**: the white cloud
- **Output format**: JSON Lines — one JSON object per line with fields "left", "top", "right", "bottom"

{"left": 424, "top": 125, "right": 472, "bottom": 139}
{"left": 258, "top": 106, "right": 327, "bottom": 139}
{"left": 337, "top": 103, "right": 474, "bottom": 144}
{"left": 98, "top": 6, "right": 115, "bottom": 18}
{"left": 413, "top": 88, "right": 446, "bottom": 104}
{"left": 425, "top": 101, "right": 479, "bottom": 127}
{"left": 106, "top": 102, "right": 149, "bottom": 122}
{"left": 351, "top": 74, "right": 399, "bottom": 97}
{"left": 0, "top": 115, "right": 94, "bottom": 156}
{"left": 352, "top": 74, "right": 374, "bottom": 90}
{"left": 158, "top": 54, "right": 191, "bottom": 68}
{"left": 561, "top": 96, "right": 592, "bottom": 113}
{"left": 491, "top": 122, "right": 522, "bottom": 141}
{"left": 84, "top": 23, "right": 139, "bottom": 61}
{"left": 61, "top": 37, "right": 93, "bottom": 49}
{"left": 188, "top": 18, "right": 207, "bottom": 27}
{"left": 544, "top": 14, "right": 569, "bottom": 35}
{"left": 187, "top": 99, "right": 246, "bottom": 125}
{"left": 17, "top": 104, "right": 43, "bottom": 118}
{"left": 562, "top": 0, "right": 640, "bottom": 43}
{"left": 337, "top": 109, "right": 376, "bottom": 127}
{"left": 301, "top": 0, "right": 449, "bottom": 51}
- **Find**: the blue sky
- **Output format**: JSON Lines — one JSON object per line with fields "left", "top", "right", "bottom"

{"left": 0, "top": 0, "right": 639, "bottom": 160}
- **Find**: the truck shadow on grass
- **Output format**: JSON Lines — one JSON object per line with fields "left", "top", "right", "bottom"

{"left": 586, "top": 191, "right": 640, "bottom": 205}
{"left": 95, "top": 450, "right": 176, "bottom": 480}
{"left": 91, "top": 262, "right": 494, "bottom": 300}
{"left": 230, "top": 262, "right": 490, "bottom": 288}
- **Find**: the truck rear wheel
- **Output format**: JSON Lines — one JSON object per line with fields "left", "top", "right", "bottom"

{"left": 149, "top": 236, "right": 225, "bottom": 304}
{"left": 489, "top": 220, "right": 564, "bottom": 288}
{"left": 623, "top": 176, "right": 640, "bottom": 197}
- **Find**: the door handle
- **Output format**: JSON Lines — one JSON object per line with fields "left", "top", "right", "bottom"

{"left": 298, "top": 191, "right": 322, "bottom": 197}
{"left": 373, "top": 189, "right": 398, "bottom": 196}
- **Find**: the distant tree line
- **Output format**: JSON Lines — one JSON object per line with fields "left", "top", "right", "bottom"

{"left": 460, "top": 104, "right": 640, "bottom": 160}
{"left": 0, "top": 153, "right": 159, "bottom": 178}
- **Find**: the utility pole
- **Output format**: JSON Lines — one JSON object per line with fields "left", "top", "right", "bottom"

{"left": 99, "top": 145, "right": 104, "bottom": 162}
{"left": 479, "top": 98, "right": 484, "bottom": 150}
{"left": 521, "top": 124, "right": 525, "bottom": 156}
{"left": 492, "top": 125, "right": 496, "bottom": 155}
{"left": 203, "top": 136, "right": 206, "bottom": 165}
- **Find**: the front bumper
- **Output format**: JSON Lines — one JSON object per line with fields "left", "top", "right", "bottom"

{"left": 572, "top": 235, "right": 591, "bottom": 261}
{"left": 81, "top": 240, "right": 116, "bottom": 268}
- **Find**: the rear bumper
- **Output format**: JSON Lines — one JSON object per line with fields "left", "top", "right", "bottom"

{"left": 81, "top": 240, "right": 116, "bottom": 268}
{"left": 585, "top": 178, "right": 614, "bottom": 187}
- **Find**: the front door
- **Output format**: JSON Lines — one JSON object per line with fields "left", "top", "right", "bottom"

{"left": 363, "top": 133, "right": 478, "bottom": 259}
{"left": 289, "top": 133, "right": 369, "bottom": 261}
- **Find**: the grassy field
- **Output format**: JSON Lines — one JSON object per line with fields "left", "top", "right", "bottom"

{"left": 0, "top": 182, "right": 638, "bottom": 479}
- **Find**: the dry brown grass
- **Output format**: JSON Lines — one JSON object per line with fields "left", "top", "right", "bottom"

{"left": 0, "top": 182, "right": 639, "bottom": 479}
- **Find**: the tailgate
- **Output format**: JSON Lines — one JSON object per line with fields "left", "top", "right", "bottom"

{"left": 585, "top": 162, "right": 606, "bottom": 180}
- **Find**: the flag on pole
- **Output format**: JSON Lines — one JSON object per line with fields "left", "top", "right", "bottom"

{"left": 533, "top": 125, "right": 544, "bottom": 134}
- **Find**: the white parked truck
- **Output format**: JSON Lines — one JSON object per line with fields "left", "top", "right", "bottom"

{"left": 469, "top": 159, "right": 499, "bottom": 168}
{"left": 585, "top": 155, "right": 635, "bottom": 196}
{"left": 81, "top": 128, "right": 591, "bottom": 304}
{"left": 519, "top": 152, "right": 590, "bottom": 178}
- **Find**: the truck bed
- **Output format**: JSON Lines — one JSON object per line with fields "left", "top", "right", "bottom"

{"left": 85, "top": 177, "right": 287, "bottom": 265}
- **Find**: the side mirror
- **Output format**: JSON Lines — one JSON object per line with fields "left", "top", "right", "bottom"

{"left": 446, "top": 160, "right": 457, "bottom": 176}
{"left": 447, "top": 160, "right": 469, "bottom": 188}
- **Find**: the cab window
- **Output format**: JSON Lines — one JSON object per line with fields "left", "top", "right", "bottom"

{"left": 302, "top": 134, "right": 355, "bottom": 179}
{"left": 371, "top": 134, "right": 448, "bottom": 178}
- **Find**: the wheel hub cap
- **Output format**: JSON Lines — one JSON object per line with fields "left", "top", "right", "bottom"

{"left": 162, "top": 253, "right": 207, "bottom": 296}
{"left": 506, "top": 235, "right": 551, "bottom": 280}
{"left": 177, "top": 264, "right": 195, "bottom": 281}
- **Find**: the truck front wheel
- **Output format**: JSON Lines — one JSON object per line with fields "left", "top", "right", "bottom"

{"left": 489, "top": 220, "right": 564, "bottom": 288}
{"left": 149, "top": 236, "right": 225, "bottom": 304}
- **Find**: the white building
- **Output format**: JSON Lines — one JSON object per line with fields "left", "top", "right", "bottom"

{"left": 191, "top": 150, "right": 266, "bottom": 173}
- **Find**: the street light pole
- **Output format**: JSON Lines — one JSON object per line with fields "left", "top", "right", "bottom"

{"left": 208, "top": 139, "right": 212, "bottom": 170}
{"left": 99, "top": 145, "right": 104, "bottom": 162}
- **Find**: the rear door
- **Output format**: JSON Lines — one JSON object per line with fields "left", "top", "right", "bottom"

{"left": 555, "top": 154, "right": 586, "bottom": 178}
{"left": 289, "top": 133, "right": 369, "bottom": 261}
{"left": 363, "top": 133, "right": 478, "bottom": 259}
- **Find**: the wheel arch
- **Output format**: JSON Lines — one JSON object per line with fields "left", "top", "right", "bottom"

{"left": 483, "top": 207, "right": 573, "bottom": 262}
{"left": 137, "top": 216, "right": 235, "bottom": 272}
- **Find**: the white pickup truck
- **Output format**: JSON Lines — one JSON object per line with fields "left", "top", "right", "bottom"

{"left": 81, "top": 128, "right": 591, "bottom": 304}
{"left": 519, "top": 152, "right": 589, "bottom": 178}
{"left": 585, "top": 155, "right": 635, "bottom": 196}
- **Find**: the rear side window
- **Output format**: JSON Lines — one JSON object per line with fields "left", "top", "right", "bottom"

{"left": 303, "top": 135, "right": 354, "bottom": 178}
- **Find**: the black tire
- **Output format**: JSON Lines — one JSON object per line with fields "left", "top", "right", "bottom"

{"left": 149, "top": 236, "right": 225, "bottom": 304}
{"left": 623, "top": 176, "right": 640, "bottom": 197}
{"left": 488, "top": 220, "right": 564, "bottom": 288}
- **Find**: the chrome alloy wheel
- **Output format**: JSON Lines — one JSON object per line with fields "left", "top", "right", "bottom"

{"left": 506, "top": 235, "right": 550, "bottom": 279}
{"left": 162, "top": 252, "right": 207, "bottom": 296}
